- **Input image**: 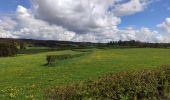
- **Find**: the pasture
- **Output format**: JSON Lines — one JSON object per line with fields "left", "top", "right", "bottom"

{"left": 0, "top": 48, "right": 170, "bottom": 99}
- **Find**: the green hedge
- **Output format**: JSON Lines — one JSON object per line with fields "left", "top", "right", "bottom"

{"left": 46, "top": 54, "right": 84, "bottom": 66}
{"left": 45, "top": 65, "right": 170, "bottom": 100}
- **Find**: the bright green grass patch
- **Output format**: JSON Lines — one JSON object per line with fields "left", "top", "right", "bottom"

{"left": 0, "top": 48, "right": 170, "bottom": 99}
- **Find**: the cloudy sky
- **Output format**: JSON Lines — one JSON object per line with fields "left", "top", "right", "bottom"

{"left": 0, "top": 0, "right": 170, "bottom": 43}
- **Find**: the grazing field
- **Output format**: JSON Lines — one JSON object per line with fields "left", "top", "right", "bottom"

{"left": 0, "top": 48, "right": 170, "bottom": 99}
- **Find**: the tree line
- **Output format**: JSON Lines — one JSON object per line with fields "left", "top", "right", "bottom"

{"left": 107, "top": 40, "right": 170, "bottom": 48}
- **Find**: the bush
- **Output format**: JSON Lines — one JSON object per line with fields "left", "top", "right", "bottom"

{"left": 46, "top": 54, "right": 83, "bottom": 66}
{"left": 0, "top": 43, "right": 18, "bottom": 57}
{"left": 45, "top": 65, "right": 170, "bottom": 100}
{"left": 20, "top": 42, "right": 27, "bottom": 50}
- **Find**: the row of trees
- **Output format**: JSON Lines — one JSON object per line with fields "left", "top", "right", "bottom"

{"left": 108, "top": 40, "right": 170, "bottom": 48}
{"left": 0, "top": 38, "right": 97, "bottom": 49}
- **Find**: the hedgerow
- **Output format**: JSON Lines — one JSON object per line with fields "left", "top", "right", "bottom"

{"left": 46, "top": 54, "right": 84, "bottom": 66}
{"left": 45, "top": 65, "right": 170, "bottom": 100}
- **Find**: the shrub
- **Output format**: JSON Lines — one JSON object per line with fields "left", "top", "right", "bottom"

{"left": 0, "top": 43, "right": 18, "bottom": 57}
{"left": 45, "top": 65, "right": 170, "bottom": 100}
{"left": 46, "top": 54, "right": 83, "bottom": 66}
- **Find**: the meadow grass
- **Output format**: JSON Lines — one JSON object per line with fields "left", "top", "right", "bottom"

{"left": 0, "top": 48, "right": 170, "bottom": 99}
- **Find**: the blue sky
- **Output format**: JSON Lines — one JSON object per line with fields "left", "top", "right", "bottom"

{"left": 0, "top": 0, "right": 30, "bottom": 14}
{"left": 0, "top": 0, "right": 170, "bottom": 42}
{"left": 119, "top": 0, "right": 170, "bottom": 30}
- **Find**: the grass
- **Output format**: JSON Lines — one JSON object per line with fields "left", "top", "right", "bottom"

{"left": 0, "top": 48, "right": 170, "bottom": 99}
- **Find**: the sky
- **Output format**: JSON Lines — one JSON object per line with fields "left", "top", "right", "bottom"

{"left": 0, "top": 0, "right": 170, "bottom": 43}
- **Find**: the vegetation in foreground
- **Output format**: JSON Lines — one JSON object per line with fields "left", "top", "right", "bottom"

{"left": 0, "top": 48, "right": 170, "bottom": 99}
{"left": 45, "top": 65, "right": 170, "bottom": 100}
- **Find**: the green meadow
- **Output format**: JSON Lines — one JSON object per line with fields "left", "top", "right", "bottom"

{"left": 0, "top": 48, "right": 170, "bottom": 99}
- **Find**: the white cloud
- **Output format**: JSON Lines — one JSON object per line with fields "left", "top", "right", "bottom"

{"left": 0, "top": 0, "right": 169, "bottom": 43}
{"left": 30, "top": 0, "right": 121, "bottom": 34}
{"left": 0, "top": 29, "right": 16, "bottom": 38}
{"left": 157, "top": 18, "right": 170, "bottom": 33}
{"left": 15, "top": 5, "right": 76, "bottom": 41}
{"left": 0, "top": 17, "right": 18, "bottom": 38}
{"left": 0, "top": 17, "right": 17, "bottom": 30}
{"left": 73, "top": 33, "right": 97, "bottom": 43}
{"left": 0, "top": 5, "right": 76, "bottom": 41}
{"left": 111, "top": 0, "right": 153, "bottom": 16}
{"left": 113, "top": 0, "right": 144, "bottom": 16}
{"left": 98, "top": 27, "right": 167, "bottom": 43}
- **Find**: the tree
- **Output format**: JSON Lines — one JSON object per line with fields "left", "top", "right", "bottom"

{"left": 20, "top": 42, "right": 26, "bottom": 50}
{"left": 0, "top": 43, "right": 18, "bottom": 57}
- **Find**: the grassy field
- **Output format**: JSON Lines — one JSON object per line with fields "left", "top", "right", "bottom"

{"left": 0, "top": 48, "right": 170, "bottom": 99}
